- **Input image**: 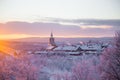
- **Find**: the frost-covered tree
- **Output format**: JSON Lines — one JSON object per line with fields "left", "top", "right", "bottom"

{"left": 72, "top": 60, "right": 90, "bottom": 80}
{"left": 0, "top": 52, "right": 46, "bottom": 80}
{"left": 100, "top": 31, "right": 120, "bottom": 80}
{"left": 70, "top": 55, "right": 100, "bottom": 80}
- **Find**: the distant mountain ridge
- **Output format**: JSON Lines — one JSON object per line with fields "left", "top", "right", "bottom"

{"left": 9, "top": 37, "right": 113, "bottom": 43}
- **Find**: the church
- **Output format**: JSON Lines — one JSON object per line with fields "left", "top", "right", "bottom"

{"left": 46, "top": 32, "right": 82, "bottom": 52}
{"left": 46, "top": 32, "right": 103, "bottom": 55}
{"left": 46, "top": 32, "right": 57, "bottom": 50}
{"left": 34, "top": 32, "right": 106, "bottom": 55}
{"left": 49, "top": 32, "right": 57, "bottom": 47}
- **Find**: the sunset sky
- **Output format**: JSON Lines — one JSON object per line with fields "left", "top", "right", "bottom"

{"left": 0, "top": 0, "right": 120, "bottom": 39}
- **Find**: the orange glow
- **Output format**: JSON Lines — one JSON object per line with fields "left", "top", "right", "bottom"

{"left": 0, "top": 41, "right": 17, "bottom": 57}
{"left": 0, "top": 34, "right": 36, "bottom": 40}
{"left": 0, "top": 34, "right": 55, "bottom": 40}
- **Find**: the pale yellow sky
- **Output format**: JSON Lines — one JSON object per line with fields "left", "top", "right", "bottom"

{"left": 0, "top": 0, "right": 119, "bottom": 39}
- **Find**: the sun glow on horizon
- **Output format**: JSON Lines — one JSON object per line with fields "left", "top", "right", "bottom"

{"left": 0, "top": 34, "right": 34, "bottom": 40}
{"left": 0, "top": 34, "right": 113, "bottom": 40}
{"left": 0, "top": 41, "right": 18, "bottom": 57}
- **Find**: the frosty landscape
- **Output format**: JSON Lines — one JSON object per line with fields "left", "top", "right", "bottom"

{"left": 0, "top": 0, "right": 120, "bottom": 80}
{"left": 0, "top": 32, "right": 120, "bottom": 80}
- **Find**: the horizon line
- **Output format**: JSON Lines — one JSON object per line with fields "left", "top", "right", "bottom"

{"left": 0, "top": 36, "right": 114, "bottom": 40}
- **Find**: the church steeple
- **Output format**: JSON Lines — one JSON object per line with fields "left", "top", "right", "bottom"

{"left": 51, "top": 32, "right": 53, "bottom": 38}
{"left": 49, "top": 32, "right": 56, "bottom": 47}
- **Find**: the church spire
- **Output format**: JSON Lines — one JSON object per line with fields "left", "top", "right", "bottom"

{"left": 49, "top": 32, "right": 56, "bottom": 47}
{"left": 51, "top": 32, "right": 53, "bottom": 38}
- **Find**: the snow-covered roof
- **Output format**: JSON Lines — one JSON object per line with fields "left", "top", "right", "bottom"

{"left": 54, "top": 45, "right": 78, "bottom": 51}
{"left": 46, "top": 46, "right": 55, "bottom": 50}
{"left": 80, "top": 44, "right": 102, "bottom": 51}
{"left": 34, "top": 51, "right": 47, "bottom": 54}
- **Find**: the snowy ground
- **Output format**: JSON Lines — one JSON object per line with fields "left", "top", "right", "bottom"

{"left": 32, "top": 54, "right": 100, "bottom": 80}
{"left": 0, "top": 52, "right": 101, "bottom": 80}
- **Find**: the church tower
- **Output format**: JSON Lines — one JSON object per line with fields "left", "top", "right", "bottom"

{"left": 49, "top": 32, "right": 56, "bottom": 47}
